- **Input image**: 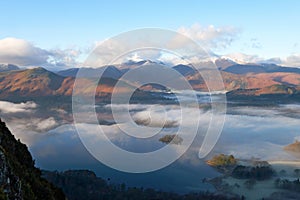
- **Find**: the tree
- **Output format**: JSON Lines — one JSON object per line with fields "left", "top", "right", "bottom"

{"left": 244, "top": 179, "right": 256, "bottom": 190}
{"left": 279, "top": 169, "right": 287, "bottom": 176}
{"left": 294, "top": 169, "right": 300, "bottom": 177}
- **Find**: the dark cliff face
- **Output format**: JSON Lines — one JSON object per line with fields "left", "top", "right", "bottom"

{"left": 0, "top": 119, "right": 65, "bottom": 200}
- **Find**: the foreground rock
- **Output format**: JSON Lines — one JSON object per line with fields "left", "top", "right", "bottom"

{"left": 0, "top": 119, "right": 65, "bottom": 200}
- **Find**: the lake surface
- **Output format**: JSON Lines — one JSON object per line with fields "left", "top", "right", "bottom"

{"left": 23, "top": 102, "right": 300, "bottom": 192}
{"left": 2, "top": 96, "right": 300, "bottom": 193}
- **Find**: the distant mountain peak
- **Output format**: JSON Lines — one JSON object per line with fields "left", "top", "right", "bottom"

{"left": 123, "top": 59, "right": 165, "bottom": 66}
{"left": 57, "top": 65, "right": 122, "bottom": 79}
{"left": 28, "top": 66, "right": 48, "bottom": 72}
{"left": 214, "top": 57, "right": 237, "bottom": 69}
{"left": 25, "top": 67, "right": 61, "bottom": 78}
{"left": 0, "top": 63, "right": 20, "bottom": 72}
{"left": 223, "top": 63, "right": 300, "bottom": 75}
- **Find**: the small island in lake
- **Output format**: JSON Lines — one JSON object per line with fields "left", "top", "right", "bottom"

{"left": 206, "top": 154, "right": 275, "bottom": 180}
{"left": 206, "top": 154, "right": 237, "bottom": 174}
{"left": 205, "top": 154, "right": 280, "bottom": 199}
{"left": 159, "top": 134, "right": 183, "bottom": 145}
{"left": 284, "top": 140, "right": 300, "bottom": 153}
{"left": 207, "top": 154, "right": 237, "bottom": 167}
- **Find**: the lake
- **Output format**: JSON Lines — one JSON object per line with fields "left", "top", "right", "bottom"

{"left": 8, "top": 98, "right": 297, "bottom": 194}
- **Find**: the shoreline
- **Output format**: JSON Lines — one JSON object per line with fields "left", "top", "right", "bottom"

{"left": 269, "top": 160, "right": 300, "bottom": 166}
{"left": 205, "top": 156, "right": 300, "bottom": 199}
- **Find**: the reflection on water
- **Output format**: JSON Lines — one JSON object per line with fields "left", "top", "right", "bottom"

{"left": 22, "top": 103, "right": 300, "bottom": 193}
{"left": 29, "top": 123, "right": 217, "bottom": 193}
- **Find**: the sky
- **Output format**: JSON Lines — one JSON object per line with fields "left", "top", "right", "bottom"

{"left": 0, "top": 0, "right": 300, "bottom": 69}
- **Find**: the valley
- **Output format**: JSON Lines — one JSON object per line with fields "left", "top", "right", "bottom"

{"left": 0, "top": 60, "right": 300, "bottom": 199}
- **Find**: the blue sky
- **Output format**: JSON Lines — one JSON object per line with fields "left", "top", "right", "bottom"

{"left": 0, "top": 0, "right": 300, "bottom": 68}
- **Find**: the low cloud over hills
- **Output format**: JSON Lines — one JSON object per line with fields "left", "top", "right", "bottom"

{"left": 0, "top": 59, "right": 299, "bottom": 102}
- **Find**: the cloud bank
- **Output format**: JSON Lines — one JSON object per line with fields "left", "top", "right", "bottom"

{"left": 0, "top": 37, "right": 81, "bottom": 69}
{"left": 223, "top": 52, "right": 300, "bottom": 67}
{"left": 35, "top": 117, "right": 58, "bottom": 131}
{"left": 1, "top": 24, "right": 299, "bottom": 69}
{"left": 132, "top": 107, "right": 180, "bottom": 128}
{"left": 0, "top": 38, "right": 50, "bottom": 66}
{"left": 0, "top": 101, "right": 37, "bottom": 113}
{"left": 178, "top": 24, "right": 239, "bottom": 50}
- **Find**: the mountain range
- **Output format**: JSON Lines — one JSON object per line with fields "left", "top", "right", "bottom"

{"left": 0, "top": 67, "right": 134, "bottom": 100}
{"left": 0, "top": 59, "right": 299, "bottom": 101}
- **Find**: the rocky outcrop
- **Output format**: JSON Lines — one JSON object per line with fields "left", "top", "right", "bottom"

{"left": 0, "top": 147, "right": 22, "bottom": 199}
{"left": 0, "top": 119, "right": 65, "bottom": 200}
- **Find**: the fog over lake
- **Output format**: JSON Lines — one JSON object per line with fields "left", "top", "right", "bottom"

{"left": 1, "top": 99, "right": 300, "bottom": 193}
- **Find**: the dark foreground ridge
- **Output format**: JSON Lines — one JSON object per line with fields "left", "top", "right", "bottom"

{"left": 42, "top": 170, "right": 243, "bottom": 200}
{"left": 0, "top": 119, "right": 65, "bottom": 200}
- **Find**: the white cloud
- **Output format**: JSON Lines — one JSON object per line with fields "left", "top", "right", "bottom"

{"left": 87, "top": 27, "right": 229, "bottom": 67}
{"left": 35, "top": 117, "right": 58, "bottom": 131}
{"left": 3, "top": 117, "right": 59, "bottom": 146}
{"left": 262, "top": 54, "right": 300, "bottom": 67}
{"left": 132, "top": 107, "right": 180, "bottom": 128}
{"left": 283, "top": 54, "right": 300, "bottom": 67}
{"left": 127, "top": 52, "right": 144, "bottom": 62}
{"left": 124, "top": 50, "right": 162, "bottom": 63}
{"left": 222, "top": 52, "right": 263, "bottom": 64}
{"left": 47, "top": 48, "right": 82, "bottom": 68}
{"left": 223, "top": 53, "right": 300, "bottom": 67}
{"left": 177, "top": 24, "right": 239, "bottom": 50}
{"left": 0, "top": 101, "right": 37, "bottom": 113}
{"left": 0, "top": 37, "right": 50, "bottom": 66}
{"left": 104, "top": 103, "right": 150, "bottom": 111}
{"left": 0, "top": 37, "right": 82, "bottom": 69}
{"left": 0, "top": 26, "right": 237, "bottom": 68}
{"left": 86, "top": 38, "right": 128, "bottom": 67}
{"left": 262, "top": 57, "right": 282, "bottom": 65}
{"left": 5, "top": 122, "right": 41, "bottom": 146}
{"left": 250, "top": 38, "right": 262, "bottom": 49}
